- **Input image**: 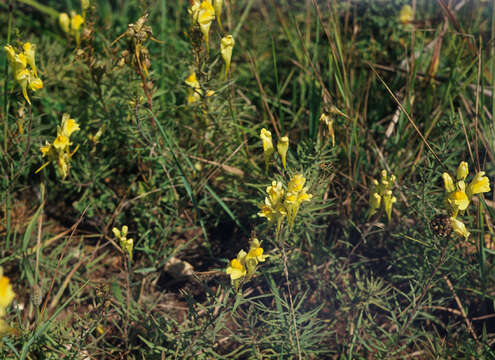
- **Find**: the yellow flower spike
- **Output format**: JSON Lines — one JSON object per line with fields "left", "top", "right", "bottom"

{"left": 277, "top": 136, "right": 289, "bottom": 170}
{"left": 457, "top": 161, "right": 469, "bottom": 181}
{"left": 214, "top": 0, "right": 223, "bottom": 29}
{"left": 467, "top": 171, "right": 491, "bottom": 197}
{"left": 450, "top": 217, "right": 470, "bottom": 239}
{"left": 442, "top": 173, "right": 455, "bottom": 193}
{"left": 197, "top": 1, "right": 215, "bottom": 51}
{"left": 220, "top": 35, "right": 235, "bottom": 78}
{"left": 59, "top": 13, "right": 70, "bottom": 34}
{"left": 260, "top": 128, "right": 274, "bottom": 173}
{"left": 226, "top": 250, "right": 247, "bottom": 282}
{"left": 23, "top": 43, "right": 37, "bottom": 78}
{"left": 61, "top": 114, "right": 80, "bottom": 138}
{"left": 399, "top": 4, "right": 413, "bottom": 24}
{"left": 53, "top": 135, "right": 69, "bottom": 150}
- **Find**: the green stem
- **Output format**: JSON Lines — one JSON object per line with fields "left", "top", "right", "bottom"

{"left": 3, "top": 0, "right": 13, "bottom": 244}
{"left": 15, "top": 0, "right": 59, "bottom": 19}
{"left": 3, "top": 1, "right": 13, "bottom": 155}
{"left": 491, "top": 0, "right": 495, "bottom": 138}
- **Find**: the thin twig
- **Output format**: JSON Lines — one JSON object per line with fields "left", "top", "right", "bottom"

{"left": 443, "top": 275, "right": 478, "bottom": 342}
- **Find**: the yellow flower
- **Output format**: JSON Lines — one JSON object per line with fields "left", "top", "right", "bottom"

{"left": 4, "top": 45, "right": 16, "bottom": 63}
{"left": 258, "top": 181, "right": 287, "bottom": 234}
{"left": 188, "top": 0, "right": 201, "bottom": 22}
{"left": 57, "top": 152, "right": 70, "bottom": 179}
{"left": 53, "top": 134, "right": 69, "bottom": 150}
{"left": 320, "top": 113, "right": 335, "bottom": 146}
{"left": 383, "top": 191, "right": 397, "bottom": 222}
{"left": 40, "top": 142, "right": 51, "bottom": 156}
{"left": 197, "top": 1, "right": 215, "bottom": 51}
{"left": 61, "top": 114, "right": 80, "bottom": 138}
{"left": 287, "top": 173, "right": 306, "bottom": 194}
{"left": 15, "top": 69, "right": 31, "bottom": 104}
{"left": 447, "top": 187, "right": 469, "bottom": 212}
{"left": 266, "top": 180, "right": 284, "bottom": 205}
{"left": 399, "top": 4, "right": 413, "bottom": 24}
{"left": 369, "top": 192, "right": 381, "bottom": 217}
{"left": 71, "top": 13, "right": 84, "bottom": 32}
{"left": 220, "top": 35, "right": 235, "bottom": 78}
{"left": 81, "top": 0, "right": 90, "bottom": 11}
{"left": 277, "top": 136, "right": 289, "bottom": 170}
{"left": 450, "top": 217, "right": 470, "bottom": 239}
{"left": 260, "top": 128, "right": 274, "bottom": 173}
{"left": 70, "top": 12, "right": 84, "bottom": 46}
{"left": 247, "top": 238, "right": 268, "bottom": 263}
{"left": 456, "top": 161, "right": 469, "bottom": 181}
{"left": 185, "top": 71, "right": 202, "bottom": 103}
{"left": 226, "top": 250, "right": 247, "bottom": 281}
{"left": 29, "top": 76, "right": 43, "bottom": 91}
{"left": 0, "top": 268, "right": 15, "bottom": 317}
{"left": 467, "top": 171, "right": 490, "bottom": 197}
{"left": 214, "top": 0, "right": 223, "bottom": 28}
{"left": 285, "top": 174, "right": 312, "bottom": 231}
{"left": 442, "top": 172, "right": 455, "bottom": 193}
{"left": 59, "top": 12, "right": 70, "bottom": 34}
{"left": 23, "top": 42, "right": 37, "bottom": 78}
{"left": 185, "top": 72, "right": 200, "bottom": 88}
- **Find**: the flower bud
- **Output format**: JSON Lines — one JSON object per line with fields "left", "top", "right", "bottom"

{"left": 456, "top": 161, "right": 468, "bottom": 181}
{"left": 59, "top": 13, "right": 70, "bottom": 34}
{"left": 277, "top": 136, "right": 289, "bottom": 170}
{"left": 220, "top": 35, "right": 235, "bottom": 78}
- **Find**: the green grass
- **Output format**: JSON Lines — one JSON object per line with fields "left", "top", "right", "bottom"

{"left": 1, "top": 0, "right": 495, "bottom": 358}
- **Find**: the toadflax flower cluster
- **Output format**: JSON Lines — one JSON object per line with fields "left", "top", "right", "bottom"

{"left": 59, "top": 0, "right": 88, "bottom": 47}
{"left": 442, "top": 161, "right": 491, "bottom": 239}
{"left": 37, "top": 114, "right": 80, "bottom": 179}
{"left": 258, "top": 174, "right": 312, "bottom": 233}
{"left": 4, "top": 43, "right": 43, "bottom": 105}
{"left": 226, "top": 238, "right": 268, "bottom": 292}
{"left": 368, "top": 170, "right": 397, "bottom": 222}
{"left": 113, "top": 225, "right": 134, "bottom": 262}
